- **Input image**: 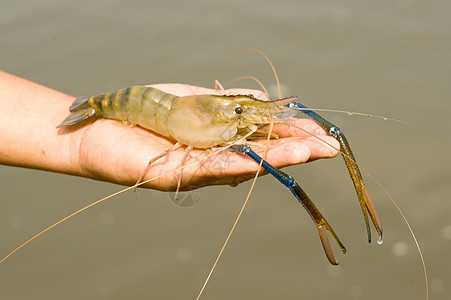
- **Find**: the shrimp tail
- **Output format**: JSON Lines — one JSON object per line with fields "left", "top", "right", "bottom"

{"left": 57, "top": 96, "right": 96, "bottom": 128}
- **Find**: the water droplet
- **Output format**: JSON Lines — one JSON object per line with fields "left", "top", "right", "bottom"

{"left": 347, "top": 112, "right": 353, "bottom": 116}
{"left": 383, "top": 117, "right": 388, "bottom": 121}
{"left": 377, "top": 235, "right": 383, "bottom": 245}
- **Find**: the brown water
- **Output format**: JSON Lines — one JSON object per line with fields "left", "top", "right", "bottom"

{"left": 1, "top": 1, "right": 450, "bottom": 299}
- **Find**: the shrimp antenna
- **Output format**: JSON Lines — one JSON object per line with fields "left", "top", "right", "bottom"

{"left": 198, "top": 49, "right": 283, "bottom": 298}
{"left": 281, "top": 117, "right": 429, "bottom": 300}
{"left": 290, "top": 107, "right": 451, "bottom": 139}
{"left": 214, "top": 48, "right": 282, "bottom": 99}
{"left": 196, "top": 122, "right": 275, "bottom": 300}
{"left": 222, "top": 75, "right": 270, "bottom": 99}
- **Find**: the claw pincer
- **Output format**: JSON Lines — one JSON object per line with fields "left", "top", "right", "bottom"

{"left": 230, "top": 100, "right": 382, "bottom": 265}
{"left": 230, "top": 144, "right": 346, "bottom": 265}
{"left": 290, "top": 102, "right": 383, "bottom": 242}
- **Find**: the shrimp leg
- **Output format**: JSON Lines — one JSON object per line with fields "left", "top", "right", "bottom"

{"left": 230, "top": 144, "right": 346, "bottom": 265}
{"left": 174, "top": 145, "right": 193, "bottom": 200}
{"left": 134, "top": 142, "right": 182, "bottom": 193}
{"left": 287, "top": 102, "right": 383, "bottom": 243}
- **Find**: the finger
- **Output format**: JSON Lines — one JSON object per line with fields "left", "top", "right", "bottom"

{"left": 196, "top": 135, "right": 340, "bottom": 187}
{"left": 146, "top": 84, "right": 214, "bottom": 97}
{"left": 253, "top": 136, "right": 339, "bottom": 167}
{"left": 303, "top": 135, "right": 340, "bottom": 161}
{"left": 261, "top": 118, "right": 329, "bottom": 138}
{"left": 147, "top": 84, "right": 266, "bottom": 99}
{"left": 205, "top": 135, "right": 338, "bottom": 177}
{"left": 224, "top": 88, "right": 268, "bottom": 100}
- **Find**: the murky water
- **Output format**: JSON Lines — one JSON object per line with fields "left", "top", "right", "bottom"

{"left": 1, "top": 1, "right": 450, "bottom": 299}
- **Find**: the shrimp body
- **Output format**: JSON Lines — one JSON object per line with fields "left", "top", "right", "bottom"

{"left": 58, "top": 86, "right": 297, "bottom": 148}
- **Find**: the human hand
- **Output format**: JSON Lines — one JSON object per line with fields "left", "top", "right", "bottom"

{"left": 60, "top": 83, "right": 340, "bottom": 191}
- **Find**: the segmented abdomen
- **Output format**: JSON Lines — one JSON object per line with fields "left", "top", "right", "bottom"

{"left": 89, "top": 86, "right": 178, "bottom": 137}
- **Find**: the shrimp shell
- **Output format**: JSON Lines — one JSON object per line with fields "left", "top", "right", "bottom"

{"left": 58, "top": 86, "right": 297, "bottom": 148}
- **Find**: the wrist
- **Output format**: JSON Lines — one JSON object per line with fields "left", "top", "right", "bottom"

{"left": 0, "top": 71, "right": 85, "bottom": 176}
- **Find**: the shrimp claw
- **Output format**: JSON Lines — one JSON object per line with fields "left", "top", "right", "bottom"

{"left": 231, "top": 144, "right": 346, "bottom": 265}
{"left": 288, "top": 102, "right": 383, "bottom": 243}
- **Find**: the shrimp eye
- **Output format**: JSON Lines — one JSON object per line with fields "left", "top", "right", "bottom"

{"left": 235, "top": 106, "right": 243, "bottom": 114}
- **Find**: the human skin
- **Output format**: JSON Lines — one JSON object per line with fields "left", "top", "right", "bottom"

{"left": 0, "top": 71, "right": 339, "bottom": 191}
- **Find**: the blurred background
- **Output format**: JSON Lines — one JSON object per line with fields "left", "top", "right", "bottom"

{"left": 1, "top": 0, "right": 450, "bottom": 299}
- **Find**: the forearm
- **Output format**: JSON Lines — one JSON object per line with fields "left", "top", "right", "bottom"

{"left": 0, "top": 71, "right": 83, "bottom": 175}
{"left": 0, "top": 72, "right": 339, "bottom": 190}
